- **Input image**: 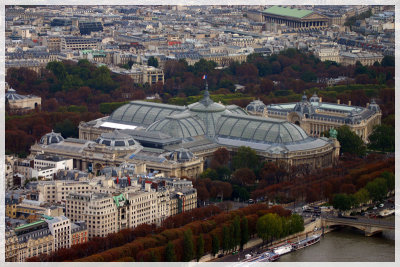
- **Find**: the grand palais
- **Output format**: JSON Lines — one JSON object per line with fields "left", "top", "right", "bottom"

{"left": 31, "top": 89, "right": 343, "bottom": 177}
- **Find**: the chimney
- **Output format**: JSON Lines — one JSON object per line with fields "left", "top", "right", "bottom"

{"left": 348, "top": 100, "right": 351, "bottom": 106}
{"left": 337, "top": 99, "right": 340, "bottom": 104}
{"left": 145, "top": 182, "right": 151, "bottom": 192}
{"left": 319, "top": 97, "right": 322, "bottom": 103}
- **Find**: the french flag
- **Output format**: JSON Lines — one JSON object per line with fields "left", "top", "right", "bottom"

{"left": 202, "top": 75, "right": 207, "bottom": 80}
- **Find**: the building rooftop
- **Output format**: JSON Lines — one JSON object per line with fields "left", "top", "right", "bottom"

{"left": 263, "top": 6, "right": 313, "bottom": 19}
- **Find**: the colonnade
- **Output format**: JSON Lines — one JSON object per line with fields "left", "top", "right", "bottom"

{"left": 264, "top": 16, "right": 328, "bottom": 28}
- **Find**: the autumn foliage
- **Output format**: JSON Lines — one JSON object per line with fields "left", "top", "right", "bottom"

{"left": 26, "top": 203, "right": 294, "bottom": 262}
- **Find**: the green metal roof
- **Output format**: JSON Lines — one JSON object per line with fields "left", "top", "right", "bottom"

{"left": 14, "top": 220, "right": 45, "bottom": 231}
{"left": 263, "top": 6, "right": 313, "bottom": 19}
{"left": 42, "top": 215, "right": 54, "bottom": 220}
{"left": 113, "top": 194, "right": 127, "bottom": 208}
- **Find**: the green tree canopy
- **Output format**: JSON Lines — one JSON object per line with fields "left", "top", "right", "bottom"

{"left": 381, "top": 55, "right": 395, "bottom": 67}
{"left": 353, "top": 188, "right": 370, "bottom": 206}
{"left": 54, "top": 119, "right": 78, "bottom": 138}
{"left": 240, "top": 216, "right": 249, "bottom": 249}
{"left": 232, "top": 146, "right": 259, "bottom": 170}
{"left": 233, "top": 216, "right": 241, "bottom": 250}
{"left": 368, "top": 124, "right": 395, "bottom": 152}
{"left": 381, "top": 171, "right": 395, "bottom": 191}
{"left": 336, "top": 125, "right": 366, "bottom": 157}
{"left": 212, "top": 234, "right": 220, "bottom": 256}
{"left": 193, "top": 59, "right": 217, "bottom": 75}
{"left": 257, "top": 213, "right": 282, "bottom": 244}
{"left": 332, "top": 193, "right": 355, "bottom": 211}
{"left": 196, "top": 234, "right": 205, "bottom": 261}
{"left": 148, "top": 56, "right": 159, "bottom": 68}
{"left": 182, "top": 229, "right": 194, "bottom": 261}
{"left": 165, "top": 241, "right": 175, "bottom": 262}
{"left": 365, "top": 178, "right": 388, "bottom": 202}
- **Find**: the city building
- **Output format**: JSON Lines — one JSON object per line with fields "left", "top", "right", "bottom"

{"left": 45, "top": 216, "right": 72, "bottom": 250}
{"left": 76, "top": 87, "right": 340, "bottom": 170}
{"left": 247, "top": 93, "right": 381, "bottom": 142}
{"left": 262, "top": 6, "right": 329, "bottom": 30}
{"left": 5, "top": 87, "right": 41, "bottom": 112}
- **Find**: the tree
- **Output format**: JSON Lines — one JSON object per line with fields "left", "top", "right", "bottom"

{"left": 210, "top": 147, "right": 230, "bottom": 169}
{"left": 365, "top": 178, "right": 388, "bottom": 202}
{"left": 196, "top": 234, "right": 205, "bottom": 262}
{"left": 54, "top": 119, "right": 78, "bottom": 138}
{"left": 257, "top": 213, "right": 282, "bottom": 246}
{"left": 165, "top": 241, "right": 176, "bottom": 262}
{"left": 222, "top": 225, "right": 230, "bottom": 253}
{"left": 46, "top": 61, "right": 67, "bottom": 81}
{"left": 353, "top": 188, "right": 370, "bottom": 206}
{"left": 336, "top": 125, "right": 366, "bottom": 157}
{"left": 300, "top": 70, "right": 317, "bottom": 82}
{"left": 232, "top": 146, "right": 259, "bottom": 170}
{"left": 200, "top": 168, "right": 218, "bottom": 180}
{"left": 381, "top": 172, "right": 395, "bottom": 192}
{"left": 231, "top": 168, "right": 256, "bottom": 186}
{"left": 289, "top": 214, "right": 304, "bottom": 234}
{"left": 381, "top": 55, "right": 395, "bottom": 67}
{"left": 182, "top": 229, "right": 194, "bottom": 262}
{"left": 212, "top": 234, "right": 219, "bottom": 256}
{"left": 193, "top": 59, "right": 217, "bottom": 75}
{"left": 148, "top": 56, "right": 159, "bottom": 68}
{"left": 368, "top": 125, "right": 395, "bottom": 152}
{"left": 233, "top": 216, "right": 241, "bottom": 250}
{"left": 332, "top": 193, "right": 355, "bottom": 211}
{"left": 240, "top": 216, "right": 249, "bottom": 250}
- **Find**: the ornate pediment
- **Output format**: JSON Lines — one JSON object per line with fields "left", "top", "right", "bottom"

{"left": 303, "top": 12, "right": 328, "bottom": 20}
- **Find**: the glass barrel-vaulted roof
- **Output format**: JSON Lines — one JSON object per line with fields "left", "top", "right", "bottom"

{"left": 108, "top": 101, "right": 187, "bottom": 127}
{"left": 216, "top": 113, "right": 309, "bottom": 144}
{"left": 146, "top": 112, "right": 206, "bottom": 139}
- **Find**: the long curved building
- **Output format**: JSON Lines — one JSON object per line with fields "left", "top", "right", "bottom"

{"left": 73, "top": 89, "right": 340, "bottom": 175}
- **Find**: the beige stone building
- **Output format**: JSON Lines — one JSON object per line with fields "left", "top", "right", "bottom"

{"left": 30, "top": 130, "right": 204, "bottom": 178}
{"left": 247, "top": 93, "right": 381, "bottom": 143}
{"left": 75, "top": 90, "right": 339, "bottom": 170}
{"left": 12, "top": 220, "right": 54, "bottom": 261}
{"left": 5, "top": 88, "right": 41, "bottom": 112}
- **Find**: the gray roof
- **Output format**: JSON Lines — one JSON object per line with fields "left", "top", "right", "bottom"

{"left": 95, "top": 130, "right": 139, "bottom": 148}
{"left": 5, "top": 88, "right": 26, "bottom": 100}
{"left": 216, "top": 113, "right": 309, "bottom": 144}
{"left": 146, "top": 112, "right": 206, "bottom": 139}
{"left": 108, "top": 100, "right": 187, "bottom": 127}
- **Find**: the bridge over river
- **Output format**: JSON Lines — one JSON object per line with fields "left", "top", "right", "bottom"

{"left": 321, "top": 215, "right": 395, "bottom": 236}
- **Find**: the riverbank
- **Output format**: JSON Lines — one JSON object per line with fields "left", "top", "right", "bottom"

{"left": 206, "top": 218, "right": 326, "bottom": 262}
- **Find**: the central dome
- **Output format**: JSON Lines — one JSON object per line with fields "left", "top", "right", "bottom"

{"left": 146, "top": 112, "right": 206, "bottom": 139}
{"left": 188, "top": 90, "right": 229, "bottom": 138}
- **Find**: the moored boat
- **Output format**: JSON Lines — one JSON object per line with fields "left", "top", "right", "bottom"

{"left": 292, "top": 234, "right": 321, "bottom": 251}
{"left": 272, "top": 243, "right": 293, "bottom": 255}
{"left": 241, "top": 251, "right": 280, "bottom": 262}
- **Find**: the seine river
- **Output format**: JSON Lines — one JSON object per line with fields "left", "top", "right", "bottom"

{"left": 279, "top": 225, "right": 395, "bottom": 262}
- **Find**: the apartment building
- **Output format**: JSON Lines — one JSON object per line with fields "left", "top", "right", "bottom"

{"left": 66, "top": 192, "right": 118, "bottom": 238}
{"left": 34, "top": 154, "right": 73, "bottom": 172}
{"left": 12, "top": 220, "right": 54, "bottom": 261}
{"left": 61, "top": 36, "right": 99, "bottom": 51}
{"left": 37, "top": 180, "right": 92, "bottom": 203}
{"left": 45, "top": 216, "right": 71, "bottom": 250}
{"left": 71, "top": 221, "right": 88, "bottom": 245}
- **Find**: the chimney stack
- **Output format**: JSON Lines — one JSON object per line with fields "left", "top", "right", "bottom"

{"left": 337, "top": 99, "right": 340, "bottom": 104}
{"left": 348, "top": 100, "right": 351, "bottom": 106}
{"left": 319, "top": 97, "right": 322, "bottom": 103}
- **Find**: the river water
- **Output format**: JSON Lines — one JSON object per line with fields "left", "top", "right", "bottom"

{"left": 279, "top": 226, "right": 395, "bottom": 262}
